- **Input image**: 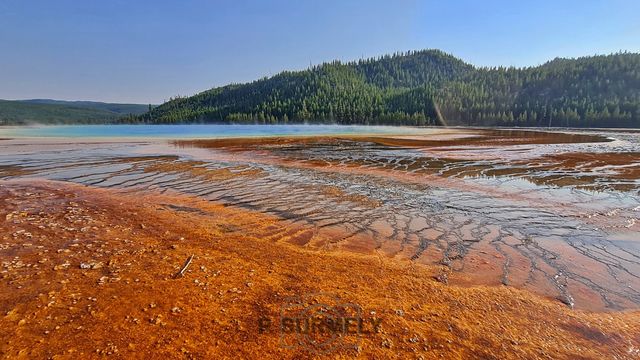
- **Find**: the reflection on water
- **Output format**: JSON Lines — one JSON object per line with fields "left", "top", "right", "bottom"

{"left": 0, "top": 128, "right": 639, "bottom": 310}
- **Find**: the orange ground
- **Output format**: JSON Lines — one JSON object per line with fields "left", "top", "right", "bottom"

{"left": 1, "top": 180, "right": 639, "bottom": 359}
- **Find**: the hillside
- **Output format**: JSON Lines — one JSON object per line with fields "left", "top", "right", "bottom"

{"left": 132, "top": 49, "right": 640, "bottom": 128}
{"left": 20, "top": 99, "right": 151, "bottom": 116}
{"left": 0, "top": 99, "right": 151, "bottom": 125}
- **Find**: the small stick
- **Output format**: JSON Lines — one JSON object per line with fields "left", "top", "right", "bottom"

{"left": 174, "top": 254, "right": 194, "bottom": 278}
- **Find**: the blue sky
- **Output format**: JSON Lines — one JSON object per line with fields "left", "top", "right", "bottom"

{"left": 1, "top": 0, "right": 638, "bottom": 103}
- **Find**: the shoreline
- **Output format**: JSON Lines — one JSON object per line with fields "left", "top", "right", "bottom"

{"left": 1, "top": 124, "right": 635, "bottom": 142}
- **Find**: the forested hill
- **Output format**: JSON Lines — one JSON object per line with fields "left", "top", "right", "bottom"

{"left": 130, "top": 50, "right": 640, "bottom": 128}
{"left": 0, "top": 99, "right": 152, "bottom": 125}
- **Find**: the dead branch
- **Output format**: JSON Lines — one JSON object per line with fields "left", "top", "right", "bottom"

{"left": 174, "top": 254, "right": 194, "bottom": 279}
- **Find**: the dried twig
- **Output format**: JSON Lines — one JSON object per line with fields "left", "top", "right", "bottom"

{"left": 174, "top": 254, "right": 194, "bottom": 278}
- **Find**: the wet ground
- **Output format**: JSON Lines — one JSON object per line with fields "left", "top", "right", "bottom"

{"left": 1, "top": 180, "right": 638, "bottom": 359}
{"left": 1, "top": 128, "right": 639, "bottom": 312}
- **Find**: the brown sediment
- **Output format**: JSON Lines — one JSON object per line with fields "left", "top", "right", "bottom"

{"left": 143, "top": 160, "right": 265, "bottom": 181}
{"left": 1, "top": 180, "right": 639, "bottom": 359}
{"left": 172, "top": 129, "right": 609, "bottom": 150}
{"left": 534, "top": 152, "right": 640, "bottom": 180}
{"left": 0, "top": 165, "right": 34, "bottom": 178}
{"left": 172, "top": 135, "right": 347, "bottom": 150}
{"left": 355, "top": 129, "right": 609, "bottom": 147}
{"left": 111, "top": 155, "right": 180, "bottom": 163}
{"left": 318, "top": 185, "right": 382, "bottom": 208}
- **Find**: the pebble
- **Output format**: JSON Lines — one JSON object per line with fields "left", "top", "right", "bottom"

{"left": 80, "top": 261, "right": 103, "bottom": 270}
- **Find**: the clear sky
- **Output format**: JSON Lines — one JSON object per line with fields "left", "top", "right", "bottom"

{"left": 1, "top": 0, "right": 638, "bottom": 104}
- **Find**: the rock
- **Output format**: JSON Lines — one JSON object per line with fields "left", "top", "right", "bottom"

{"left": 80, "top": 261, "right": 103, "bottom": 270}
{"left": 150, "top": 315, "right": 165, "bottom": 325}
{"left": 558, "top": 294, "right": 575, "bottom": 309}
{"left": 434, "top": 271, "right": 449, "bottom": 284}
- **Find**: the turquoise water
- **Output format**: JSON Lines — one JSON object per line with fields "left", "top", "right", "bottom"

{"left": 0, "top": 124, "right": 421, "bottom": 139}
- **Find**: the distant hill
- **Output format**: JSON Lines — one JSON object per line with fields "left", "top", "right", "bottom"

{"left": 0, "top": 99, "right": 152, "bottom": 125}
{"left": 132, "top": 49, "right": 640, "bottom": 128}
{"left": 20, "top": 99, "right": 151, "bottom": 116}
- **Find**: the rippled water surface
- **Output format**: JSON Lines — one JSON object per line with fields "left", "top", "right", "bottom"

{"left": 1, "top": 126, "right": 639, "bottom": 311}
